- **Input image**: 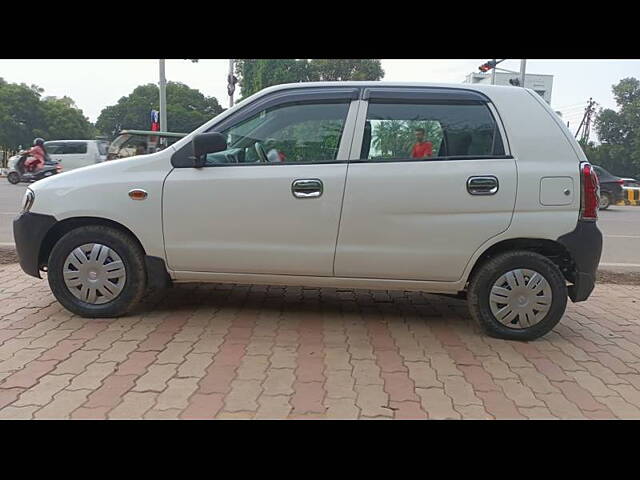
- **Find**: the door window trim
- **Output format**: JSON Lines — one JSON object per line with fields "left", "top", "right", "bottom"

{"left": 170, "top": 88, "right": 360, "bottom": 168}
{"left": 348, "top": 92, "right": 512, "bottom": 163}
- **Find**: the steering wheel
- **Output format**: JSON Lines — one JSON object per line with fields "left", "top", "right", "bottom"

{"left": 254, "top": 141, "right": 269, "bottom": 163}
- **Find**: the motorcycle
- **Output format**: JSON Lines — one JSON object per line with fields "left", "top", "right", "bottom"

{"left": 6, "top": 153, "right": 62, "bottom": 185}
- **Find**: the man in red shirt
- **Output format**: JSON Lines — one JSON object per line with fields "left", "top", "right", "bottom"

{"left": 410, "top": 128, "right": 433, "bottom": 159}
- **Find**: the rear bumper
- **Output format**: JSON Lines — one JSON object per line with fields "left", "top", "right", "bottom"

{"left": 557, "top": 220, "right": 603, "bottom": 302}
{"left": 13, "top": 212, "right": 57, "bottom": 278}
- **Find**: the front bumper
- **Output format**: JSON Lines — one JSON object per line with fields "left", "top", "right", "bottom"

{"left": 13, "top": 212, "right": 57, "bottom": 278}
{"left": 557, "top": 220, "right": 603, "bottom": 302}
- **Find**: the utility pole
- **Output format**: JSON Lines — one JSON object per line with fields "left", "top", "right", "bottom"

{"left": 575, "top": 98, "right": 597, "bottom": 143}
{"left": 519, "top": 59, "right": 527, "bottom": 88}
{"left": 491, "top": 59, "right": 497, "bottom": 85}
{"left": 159, "top": 59, "right": 168, "bottom": 134}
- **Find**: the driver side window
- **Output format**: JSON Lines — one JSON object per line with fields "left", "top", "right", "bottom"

{"left": 205, "top": 102, "right": 350, "bottom": 165}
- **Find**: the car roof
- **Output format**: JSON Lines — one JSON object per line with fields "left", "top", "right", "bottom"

{"left": 236, "top": 81, "right": 531, "bottom": 105}
{"left": 45, "top": 139, "right": 97, "bottom": 143}
{"left": 256, "top": 80, "right": 524, "bottom": 91}
{"left": 118, "top": 130, "right": 187, "bottom": 137}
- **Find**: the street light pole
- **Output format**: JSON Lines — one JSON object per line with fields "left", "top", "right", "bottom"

{"left": 520, "top": 59, "right": 527, "bottom": 88}
{"left": 159, "top": 59, "right": 168, "bottom": 133}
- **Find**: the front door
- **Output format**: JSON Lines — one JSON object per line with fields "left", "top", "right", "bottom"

{"left": 163, "top": 99, "right": 357, "bottom": 276}
{"left": 334, "top": 90, "right": 517, "bottom": 282}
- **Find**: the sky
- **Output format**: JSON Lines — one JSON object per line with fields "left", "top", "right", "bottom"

{"left": 1, "top": 59, "right": 638, "bottom": 138}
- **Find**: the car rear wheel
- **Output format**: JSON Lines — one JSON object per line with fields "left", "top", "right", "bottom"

{"left": 599, "top": 192, "right": 611, "bottom": 210}
{"left": 467, "top": 251, "right": 568, "bottom": 341}
{"left": 7, "top": 172, "right": 20, "bottom": 184}
{"left": 47, "top": 225, "right": 146, "bottom": 318}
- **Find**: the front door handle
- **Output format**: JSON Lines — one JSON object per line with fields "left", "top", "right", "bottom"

{"left": 292, "top": 178, "right": 323, "bottom": 198}
{"left": 467, "top": 176, "right": 499, "bottom": 195}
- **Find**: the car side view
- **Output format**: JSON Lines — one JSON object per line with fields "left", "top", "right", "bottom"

{"left": 592, "top": 164, "right": 625, "bottom": 209}
{"left": 13, "top": 82, "right": 603, "bottom": 341}
{"left": 45, "top": 139, "right": 109, "bottom": 171}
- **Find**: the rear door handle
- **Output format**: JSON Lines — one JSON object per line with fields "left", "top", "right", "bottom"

{"left": 467, "top": 176, "right": 499, "bottom": 195}
{"left": 292, "top": 178, "right": 323, "bottom": 198}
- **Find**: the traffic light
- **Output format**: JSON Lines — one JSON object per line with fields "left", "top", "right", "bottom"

{"left": 479, "top": 60, "right": 498, "bottom": 72}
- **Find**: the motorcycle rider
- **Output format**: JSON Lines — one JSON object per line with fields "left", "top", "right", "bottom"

{"left": 21, "top": 138, "right": 49, "bottom": 173}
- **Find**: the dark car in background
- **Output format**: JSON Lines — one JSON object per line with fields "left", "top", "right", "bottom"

{"left": 592, "top": 165, "right": 624, "bottom": 209}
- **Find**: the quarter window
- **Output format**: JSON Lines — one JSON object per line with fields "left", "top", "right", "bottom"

{"left": 204, "top": 102, "right": 350, "bottom": 165}
{"left": 361, "top": 102, "right": 505, "bottom": 161}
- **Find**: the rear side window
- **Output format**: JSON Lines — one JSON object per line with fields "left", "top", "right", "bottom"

{"left": 64, "top": 142, "right": 88, "bottom": 154}
{"left": 45, "top": 142, "right": 63, "bottom": 154}
{"left": 45, "top": 142, "right": 88, "bottom": 154}
{"left": 97, "top": 142, "right": 109, "bottom": 155}
{"left": 361, "top": 102, "right": 505, "bottom": 161}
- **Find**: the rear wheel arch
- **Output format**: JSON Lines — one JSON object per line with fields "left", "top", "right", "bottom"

{"left": 466, "top": 237, "right": 576, "bottom": 288}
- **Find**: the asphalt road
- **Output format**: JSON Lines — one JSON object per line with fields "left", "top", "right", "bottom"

{"left": 0, "top": 181, "right": 25, "bottom": 247}
{"left": 1, "top": 180, "right": 638, "bottom": 270}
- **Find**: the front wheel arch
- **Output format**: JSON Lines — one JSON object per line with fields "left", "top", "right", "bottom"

{"left": 39, "top": 217, "right": 146, "bottom": 273}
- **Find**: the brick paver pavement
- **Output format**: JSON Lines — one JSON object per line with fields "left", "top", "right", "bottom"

{"left": 1, "top": 262, "right": 639, "bottom": 419}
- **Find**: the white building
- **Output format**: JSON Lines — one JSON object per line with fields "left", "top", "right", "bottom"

{"left": 463, "top": 72, "right": 554, "bottom": 104}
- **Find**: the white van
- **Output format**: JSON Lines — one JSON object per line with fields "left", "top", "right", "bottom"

{"left": 45, "top": 140, "right": 109, "bottom": 171}
{"left": 13, "top": 82, "right": 603, "bottom": 341}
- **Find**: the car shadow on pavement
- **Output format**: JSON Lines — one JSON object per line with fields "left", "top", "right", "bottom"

{"left": 132, "top": 282, "right": 476, "bottom": 331}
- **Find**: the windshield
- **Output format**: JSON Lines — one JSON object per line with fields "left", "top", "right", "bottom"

{"left": 98, "top": 141, "right": 109, "bottom": 155}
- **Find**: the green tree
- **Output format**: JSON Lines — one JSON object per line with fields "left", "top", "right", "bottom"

{"left": 40, "top": 97, "right": 96, "bottom": 140}
{"left": 235, "top": 59, "right": 314, "bottom": 99}
{"left": 96, "top": 82, "right": 224, "bottom": 138}
{"left": 235, "top": 59, "right": 385, "bottom": 98}
{"left": 0, "top": 78, "right": 47, "bottom": 149}
{"left": 309, "top": 59, "right": 384, "bottom": 81}
{"left": 0, "top": 79, "right": 96, "bottom": 150}
{"left": 590, "top": 77, "right": 640, "bottom": 177}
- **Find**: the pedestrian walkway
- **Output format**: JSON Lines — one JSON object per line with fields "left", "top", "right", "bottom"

{"left": 1, "top": 262, "right": 639, "bottom": 419}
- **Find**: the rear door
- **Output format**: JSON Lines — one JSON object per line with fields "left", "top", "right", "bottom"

{"left": 334, "top": 87, "right": 517, "bottom": 282}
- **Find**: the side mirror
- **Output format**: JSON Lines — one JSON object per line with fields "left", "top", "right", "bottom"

{"left": 192, "top": 132, "right": 227, "bottom": 167}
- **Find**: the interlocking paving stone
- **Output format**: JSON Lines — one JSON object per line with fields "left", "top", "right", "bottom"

{"left": 0, "top": 260, "right": 640, "bottom": 419}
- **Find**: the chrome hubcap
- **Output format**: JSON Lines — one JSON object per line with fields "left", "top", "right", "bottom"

{"left": 599, "top": 195, "right": 609, "bottom": 208}
{"left": 63, "top": 243, "right": 126, "bottom": 305}
{"left": 489, "top": 268, "right": 552, "bottom": 329}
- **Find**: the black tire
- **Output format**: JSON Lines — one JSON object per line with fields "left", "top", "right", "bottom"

{"left": 7, "top": 172, "right": 20, "bottom": 184}
{"left": 467, "top": 250, "right": 568, "bottom": 341}
{"left": 599, "top": 192, "right": 611, "bottom": 210}
{"left": 47, "top": 225, "right": 147, "bottom": 318}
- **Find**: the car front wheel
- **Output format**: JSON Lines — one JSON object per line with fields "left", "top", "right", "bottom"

{"left": 599, "top": 192, "right": 611, "bottom": 210}
{"left": 467, "top": 251, "right": 568, "bottom": 341}
{"left": 47, "top": 225, "right": 147, "bottom": 317}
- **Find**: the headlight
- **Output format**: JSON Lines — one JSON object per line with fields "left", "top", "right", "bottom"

{"left": 21, "top": 189, "right": 35, "bottom": 213}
